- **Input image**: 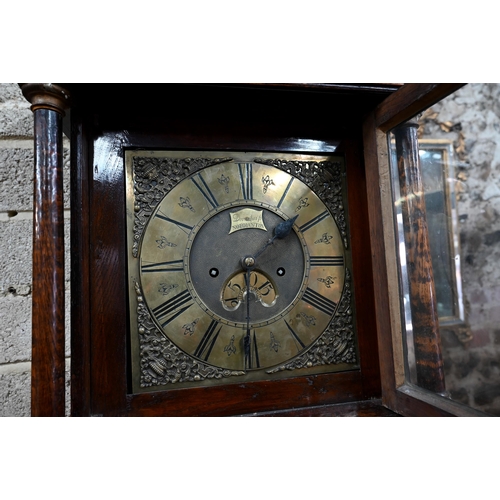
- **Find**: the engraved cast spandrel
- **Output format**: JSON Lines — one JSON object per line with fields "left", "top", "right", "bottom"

{"left": 266, "top": 270, "right": 356, "bottom": 374}
{"left": 134, "top": 280, "right": 245, "bottom": 387}
{"left": 254, "top": 159, "right": 348, "bottom": 248}
{"left": 132, "top": 157, "right": 232, "bottom": 257}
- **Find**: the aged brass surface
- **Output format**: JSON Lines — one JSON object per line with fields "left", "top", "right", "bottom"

{"left": 126, "top": 151, "right": 358, "bottom": 392}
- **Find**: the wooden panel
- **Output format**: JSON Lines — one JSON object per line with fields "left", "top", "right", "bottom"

{"left": 392, "top": 385, "right": 487, "bottom": 417}
{"left": 124, "top": 371, "right": 365, "bottom": 417}
{"left": 89, "top": 132, "right": 129, "bottom": 415}
{"left": 341, "top": 138, "right": 381, "bottom": 399}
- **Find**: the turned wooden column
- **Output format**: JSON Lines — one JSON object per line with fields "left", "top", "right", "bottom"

{"left": 20, "top": 83, "right": 70, "bottom": 416}
{"left": 393, "top": 121, "right": 446, "bottom": 394}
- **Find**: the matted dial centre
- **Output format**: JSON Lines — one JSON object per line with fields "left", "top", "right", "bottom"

{"left": 187, "top": 205, "right": 306, "bottom": 326}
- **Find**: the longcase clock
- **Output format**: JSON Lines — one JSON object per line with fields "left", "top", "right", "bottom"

{"left": 26, "top": 83, "right": 469, "bottom": 417}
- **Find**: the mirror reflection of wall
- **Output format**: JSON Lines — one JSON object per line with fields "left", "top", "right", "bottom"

{"left": 393, "top": 84, "right": 500, "bottom": 415}
{"left": 418, "top": 141, "right": 464, "bottom": 325}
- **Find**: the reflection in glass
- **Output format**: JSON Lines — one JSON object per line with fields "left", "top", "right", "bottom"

{"left": 390, "top": 124, "right": 446, "bottom": 393}
{"left": 390, "top": 84, "right": 500, "bottom": 415}
{"left": 419, "top": 141, "right": 464, "bottom": 324}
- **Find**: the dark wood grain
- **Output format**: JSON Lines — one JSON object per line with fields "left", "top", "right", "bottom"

{"left": 64, "top": 83, "right": 393, "bottom": 142}
{"left": 89, "top": 132, "right": 129, "bottom": 416}
{"left": 393, "top": 391, "right": 455, "bottom": 416}
{"left": 393, "top": 123, "right": 446, "bottom": 393}
{"left": 374, "top": 83, "right": 466, "bottom": 132}
{"left": 124, "top": 371, "right": 365, "bottom": 417}
{"left": 70, "top": 110, "right": 92, "bottom": 416}
{"left": 362, "top": 111, "right": 399, "bottom": 410}
{"left": 340, "top": 138, "right": 382, "bottom": 399}
{"left": 31, "top": 108, "right": 66, "bottom": 416}
{"left": 201, "top": 83, "right": 402, "bottom": 95}
{"left": 242, "top": 399, "right": 399, "bottom": 417}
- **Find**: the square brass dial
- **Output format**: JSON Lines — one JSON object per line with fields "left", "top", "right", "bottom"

{"left": 125, "top": 151, "right": 358, "bottom": 393}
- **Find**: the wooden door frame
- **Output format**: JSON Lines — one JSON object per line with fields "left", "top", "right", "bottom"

{"left": 363, "top": 83, "right": 487, "bottom": 416}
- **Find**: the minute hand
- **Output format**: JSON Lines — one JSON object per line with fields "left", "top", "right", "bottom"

{"left": 253, "top": 215, "right": 299, "bottom": 260}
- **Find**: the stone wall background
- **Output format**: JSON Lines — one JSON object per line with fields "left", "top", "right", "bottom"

{"left": 0, "top": 83, "right": 70, "bottom": 416}
{"left": 418, "top": 84, "right": 500, "bottom": 415}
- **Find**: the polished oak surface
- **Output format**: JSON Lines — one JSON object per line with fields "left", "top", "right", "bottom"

{"left": 31, "top": 108, "right": 66, "bottom": 416}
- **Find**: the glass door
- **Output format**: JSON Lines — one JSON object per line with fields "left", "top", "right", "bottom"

{"left": 364, "top": 83, "right": 496, "bottom": 416}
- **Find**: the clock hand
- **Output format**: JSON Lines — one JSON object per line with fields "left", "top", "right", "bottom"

{"left": 241, "top": 215, "right": 298, "bottom": 369}
{"left": 253, "top": 215, "right": 299, "bottom": 260}
{"left": 244, "top": 267, "right": 251, "bottom": 368}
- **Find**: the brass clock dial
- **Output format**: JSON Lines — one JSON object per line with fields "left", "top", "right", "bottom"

{"left": 126, "top": 151, "right": 358, "bottom": 392}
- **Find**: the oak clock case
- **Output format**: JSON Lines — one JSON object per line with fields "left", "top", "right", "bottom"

{"left": 126, "top": 151, "right": 358, "bottom": 393}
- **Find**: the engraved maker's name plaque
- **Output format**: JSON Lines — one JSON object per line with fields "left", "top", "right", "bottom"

{"left": 228, "top": 209, "right": 267, "bottom": 234}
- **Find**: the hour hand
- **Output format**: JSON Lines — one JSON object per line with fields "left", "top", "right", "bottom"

{"left": 244, "top": 268, "right": 251, "bottom": 363}
{"left": 273, "top": 214, "right": 299, "bottom": 239}
{"left": 253, "top": 215, "right": 298, "bottom": 259}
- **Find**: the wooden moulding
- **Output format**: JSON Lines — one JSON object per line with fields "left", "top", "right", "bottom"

{"left": 374, "top": 83, "right": 466, "bottom": 132}
{"left": 69, "top": 110, "right": 92, "bottom": 416}
{"left": 363, "top": 113, "right": 404, "bottom": 411}
{"left": 21, "top": 83, "right": 70, "bottom": 115}
{"left": 20, "top": 83, "right": 71, "bottom": 417}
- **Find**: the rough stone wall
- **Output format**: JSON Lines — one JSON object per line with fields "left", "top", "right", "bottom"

{"left": 0, "top": 83, "right": 70, "bottom": 416}
{"left": 418, "top": 84, "right": 500, "bottom": 415}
